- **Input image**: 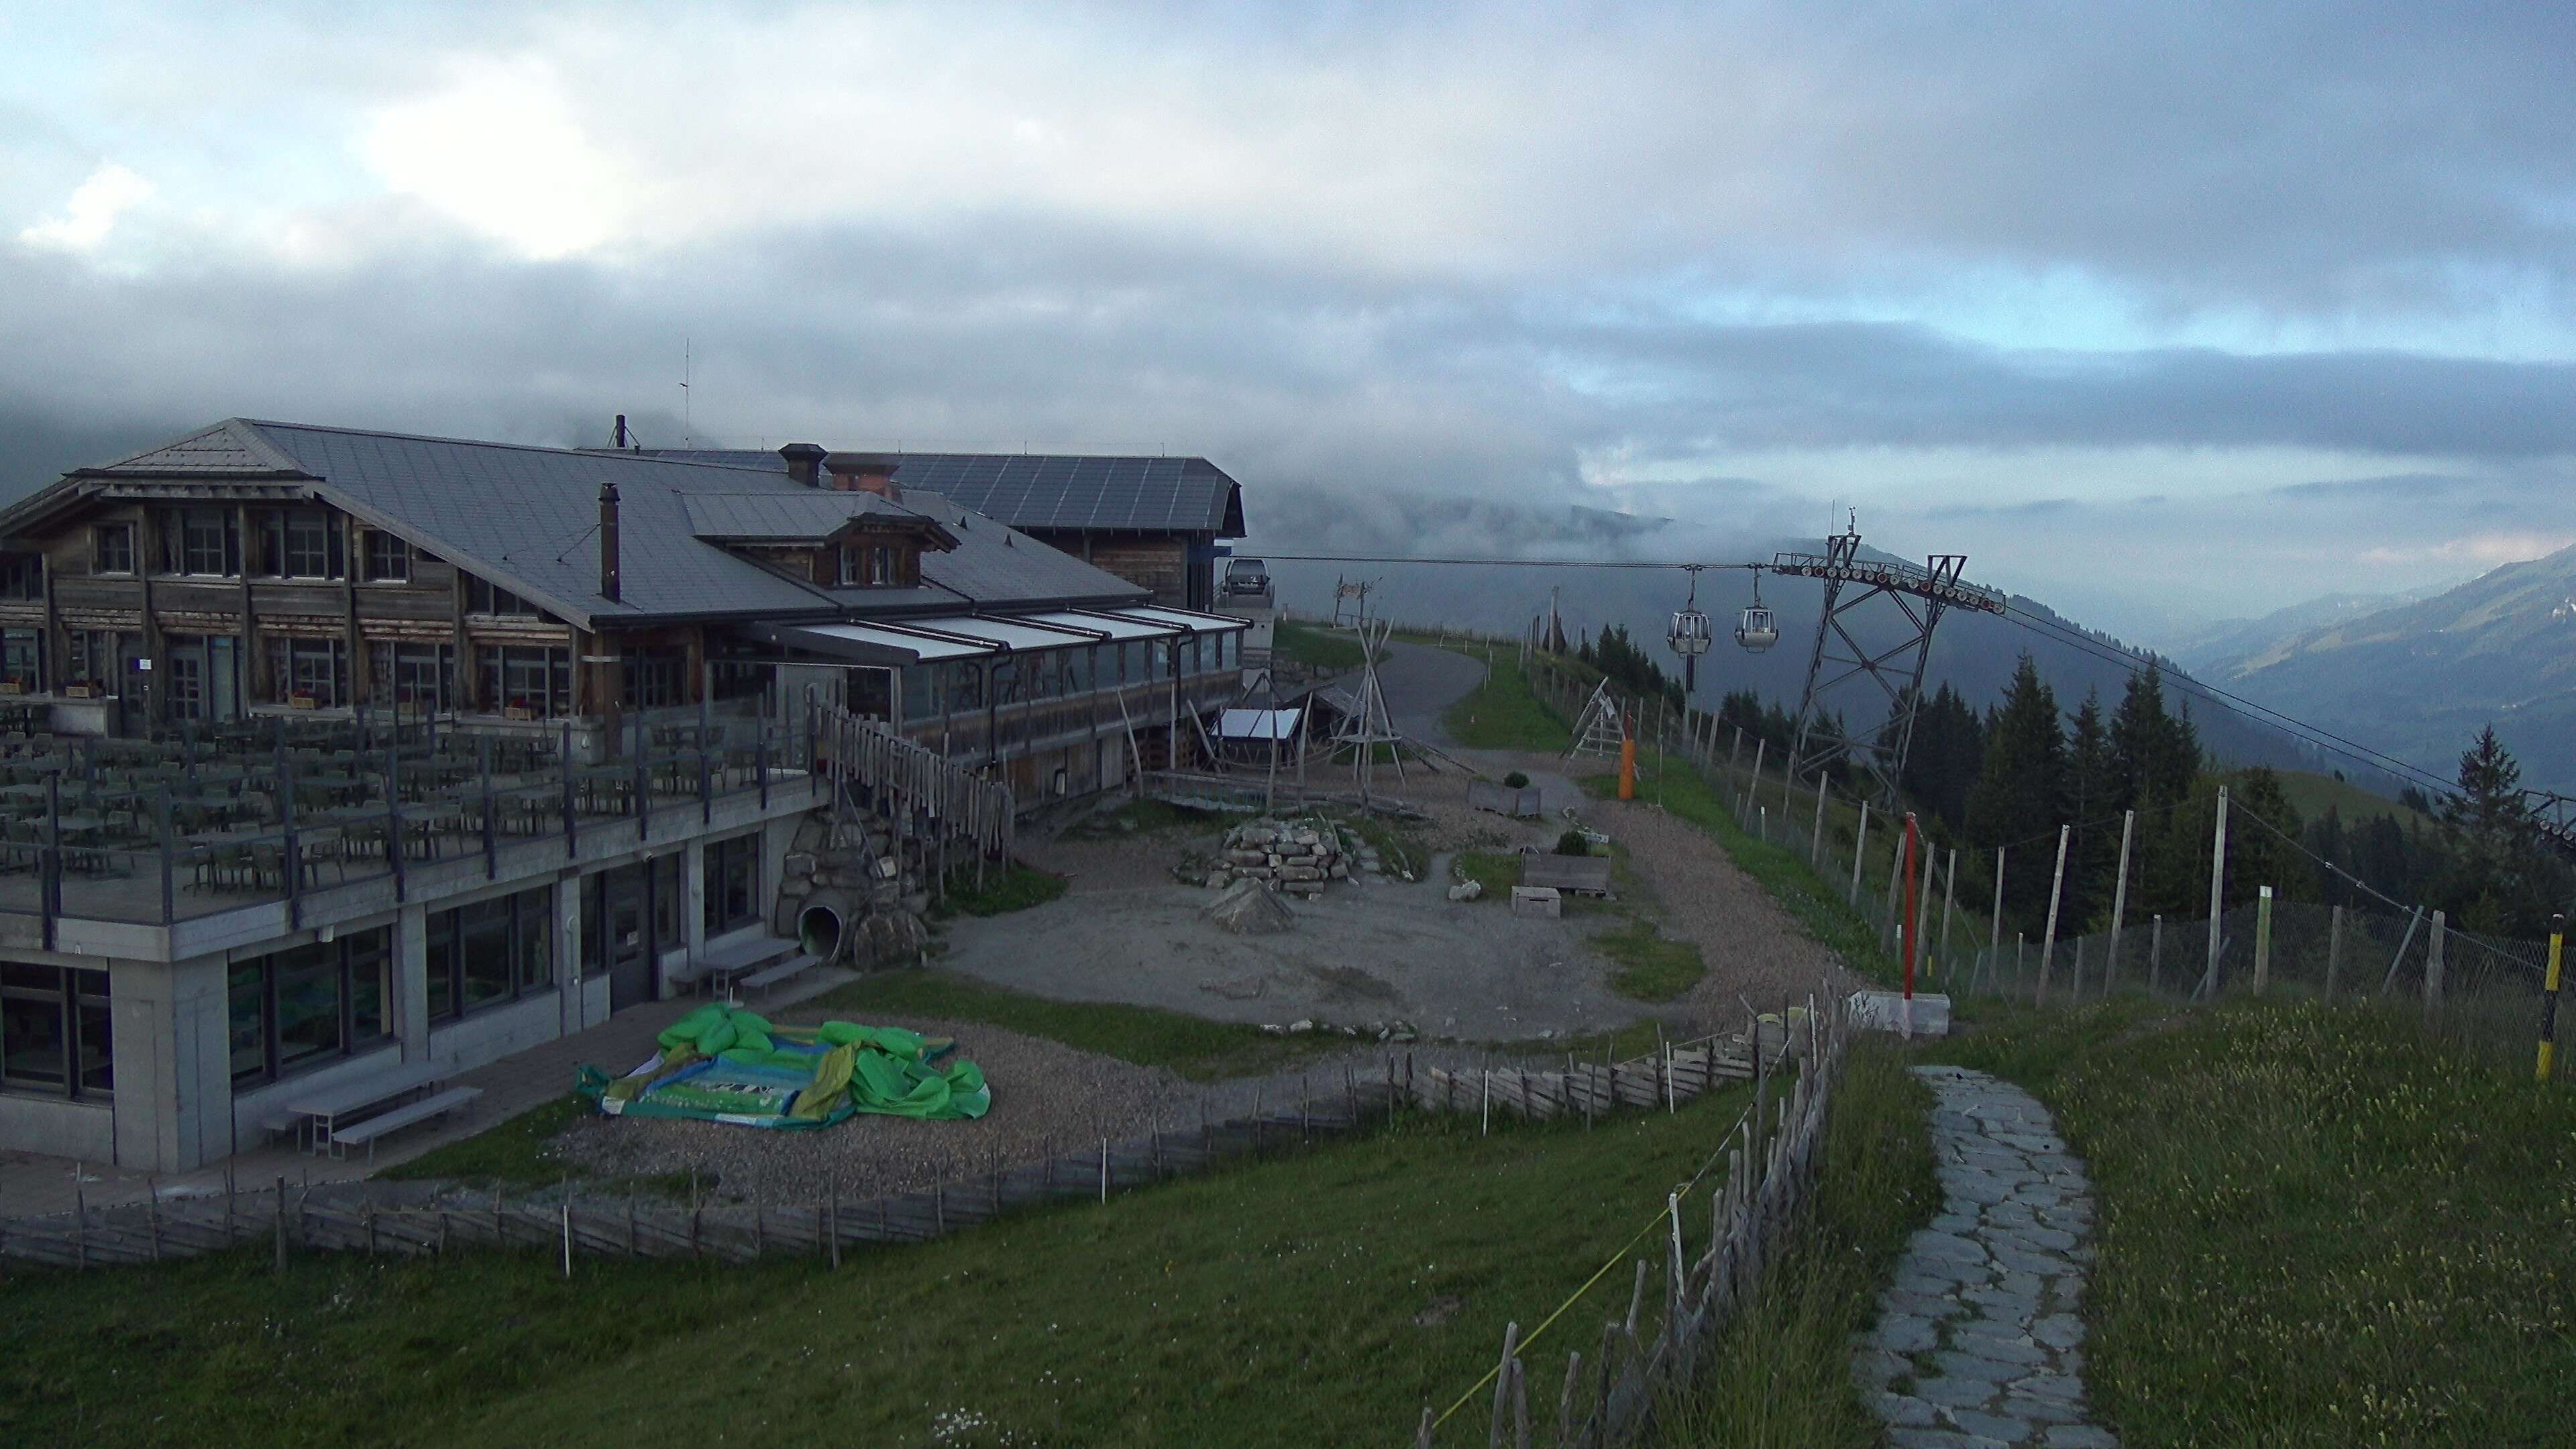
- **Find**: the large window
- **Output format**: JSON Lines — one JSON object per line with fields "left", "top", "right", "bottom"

{"left": 268, "top": 636, "right": 348, "bottom": 708}
{"left": 0, "top": 553, "right": 40, "bottom": 600}
{"left": 227, "top": 926, "right": 391, "bottom": 1087}
{"left": 259, "top": 508, "right": 343, "bottom": 579}
{"left": 362, "top": 531, "right": 411, "bottom": 582}
{"left": 703, "top": 833, "right": 762, "bottom": 936}
{"left": 425, "top": 885, "right": 553, "bottom": 1023}
{"left": 947, "top": 659, "right": 985, "bottom": 712}
{"left": 900, "top": 663, "right": 938, "bottom": 721}
{"left": 91, "top": 523, "right": 133, "bottom": 576}
{"left": 1, "top": 963, "right": 110, "bottom": 1099}
{"left": 482, "top": 645, "right": 572, "bottom": 716}
{"left": 368, "top": 641, "right": 455, "bottom": 714}
{"left": 622, "top": 646, "right": 687, "bottom": 709}
{"left": 65, "top": 630, "right": 127, "bottom": 692}
{"left": 466, "top": 576, "right": 541, "bottom": 616}
{"left": 1, "top": 629, "right": 40, "bottom": 692}
{"left": 160, "top": 507, "right": 240, "bottom": 577}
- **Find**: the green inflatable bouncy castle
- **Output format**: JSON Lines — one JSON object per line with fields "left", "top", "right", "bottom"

{"left": 577, "top": 1004, "right": 991, "bottom": 1128}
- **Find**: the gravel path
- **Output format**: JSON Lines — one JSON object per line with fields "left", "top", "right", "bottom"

{"left": 549, "top": 1015, "right": 1517, "bottom": 1205}
{"left": 1856, "top": 1065, "right": 2116, "bottom": 1449}
{"left": 1583, "top": 794, "right": 1858, "bottom": 1036}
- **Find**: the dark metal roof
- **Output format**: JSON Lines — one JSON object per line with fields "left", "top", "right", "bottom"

{"left": 641, "top": 448, "right": 1246, "bottom": 537}
{"left": 13, "top": 420, "right": 1148, "bottom": 631}
{"left": 680, "top": 491, "right": 910, "bottom": 542}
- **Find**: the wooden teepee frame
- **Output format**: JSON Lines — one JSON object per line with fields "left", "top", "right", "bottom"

{"left": 1566, "top": 680, "right": 1627, "bottom": 759}
{"left": 1332, "top": 619, "right": 1407, "bottom": 796}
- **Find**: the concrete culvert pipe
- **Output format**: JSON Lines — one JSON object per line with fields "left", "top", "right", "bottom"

{"left": 798, "top": 889, "right": 873, "bottom": 965}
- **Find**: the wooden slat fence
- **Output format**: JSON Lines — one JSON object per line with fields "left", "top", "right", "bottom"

{"left": 1413, "top": 1003, "right": 1847, "bottom": 1448}
{"left": 1, "top": 1016, "right": 1780, "bottom": 1275}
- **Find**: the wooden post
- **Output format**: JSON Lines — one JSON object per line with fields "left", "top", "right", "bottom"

{"left": 274, "top": 1175, "right": 288, "bottom": 1273}
{"left": 2424, "top": 910, "right": 2447, "bottom": 1020}
{"left": 2107, "top": 809, "right": 2135, "bottom": 992}
{"left": 2253, "top": 885, "right": 2275, "bottom": 993}
{"left": 1487, "top": 1320, "right": 1521, "bottom": 1449}
{"left": 1987, "top": 846, "right": 2006, "bottom": 995}
{"left": 2326, "top": 904, "right": 2345, "bottom": 1000}
{"left": 1849, "top": 802, "right": 1869, "bottom": 904}
{"left": 2202, "top": 786, "right": 2230, "bottom": 1000}
{"left": 1810, "top": 771, "right": 1827, "bottom": 867}
{"left": 2036, "top": 824, "right": 2070, "bottom": 1005}
{"left": 1937, "top": 847, "right": 1959, "bottom": 980}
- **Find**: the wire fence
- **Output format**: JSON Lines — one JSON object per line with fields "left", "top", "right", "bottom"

{"left": 1407, "top": 1001, "right": 1845, "bottom": 1448}
{"left": 1519, "top": 652, "right": 2566, "bottom": 1077}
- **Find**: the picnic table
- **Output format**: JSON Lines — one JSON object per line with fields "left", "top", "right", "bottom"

{"left": 280, "top": 1056, "right": 449, "bottom": 1154}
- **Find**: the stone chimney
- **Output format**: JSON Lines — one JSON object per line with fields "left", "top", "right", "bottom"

{"left": 823, "top": 451, "right": 901, "bottom": 500}
{"left": 598, "top": 479, "right": 621, "bottom": 602}
{"left": 778, "top": 442, "right": 827, "bottom": 488}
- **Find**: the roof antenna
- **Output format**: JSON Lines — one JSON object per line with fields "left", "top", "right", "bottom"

{"left": 680, "top": 337, "right": 692, "bottom": 447}
{"left": 613, "top": 413, "right": 630, "bottom": 449}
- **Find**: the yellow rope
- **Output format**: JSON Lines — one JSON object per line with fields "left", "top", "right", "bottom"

{"left": 1424, "top": 1091, "right": 1762, "bottom": 1434}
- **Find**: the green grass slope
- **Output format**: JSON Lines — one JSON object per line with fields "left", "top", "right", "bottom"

{"left": 3, "top": 1085, "right": 1756, "bottom": 1449}
{"left": 1922, "top": 998, "right": 2576, "bottom": 1448}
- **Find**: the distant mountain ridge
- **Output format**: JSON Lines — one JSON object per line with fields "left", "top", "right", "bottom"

{"left": 1248, "top": 485, "right": 2418, "bottom": 797}
{"left": 2165, "top": 590, "right": 2434, "bottom": 677}
{"left": 2197, "top": 541, "right": 2576, "bottom": 795}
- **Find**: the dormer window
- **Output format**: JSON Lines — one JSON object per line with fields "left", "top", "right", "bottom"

{"left": 837, "top": 543, "right": 901, "bottom": 588}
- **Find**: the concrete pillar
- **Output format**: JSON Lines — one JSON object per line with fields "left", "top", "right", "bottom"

{"left": 684, "top": 837, "right": 709, "bottom": 953}
{"left": 396, "top": 901, "right": 429, "bottom": 1059}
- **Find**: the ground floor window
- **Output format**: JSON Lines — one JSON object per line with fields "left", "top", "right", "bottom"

{"left": 426, "top": 884, "right": 553, "bottom": 1022}
{"left": 369, "top": 641, "right": 456, "bottom": 716}
{"left": 1, "top": 628, "right": 40, "bottom": 692}
{"left": 162, "top": 634, "right": 242, "bottom": 722}
{"left": 0, "top": 963, "right": 110, "bottom": 1098}
{"left": 482, "top": 645, "right": 572, "bottom": 717}
{"left": 623, "top": 646, "right": 687, "bottom": 710}
{"left": 227, "top": 926, "right": 391, "bottom": 1086}
{"left": 703, "top": 833, "right": 761, "bottom": 936}
{"left": 266, "top": 635, "right": 349, "bottom": 708}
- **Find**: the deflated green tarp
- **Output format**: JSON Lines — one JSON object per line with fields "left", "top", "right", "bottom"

{"left": 576, "top": 1004, "right": 990, "bottom": 1128}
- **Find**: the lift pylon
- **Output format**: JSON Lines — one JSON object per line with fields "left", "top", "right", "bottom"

{"left": 1774, "top": 516, "right": 2004, "bottom": 810}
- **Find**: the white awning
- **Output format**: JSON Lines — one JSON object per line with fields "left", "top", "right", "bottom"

{"left": 918, "top": 616, "right": 1109, "bottom": 651}
{"left": 772, "top": 621, "right": 996, "bottom": 665}
{"left": 1218, "top": 707, "right": 1302, "bottom": 741}
{"left": 1024, "top": 609, "right": 1181, "bottom": 641}
{"left": 1104, "top": 604, "right": 1248, "bottom": 635}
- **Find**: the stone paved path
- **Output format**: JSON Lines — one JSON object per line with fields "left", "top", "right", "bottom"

{"left": 1854, "top": 1065, "right": 2118, "bottom": 1449}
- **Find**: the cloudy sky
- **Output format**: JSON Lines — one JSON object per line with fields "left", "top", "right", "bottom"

{"left": 5, "top": 1, "right": 2574, "bottom": 641}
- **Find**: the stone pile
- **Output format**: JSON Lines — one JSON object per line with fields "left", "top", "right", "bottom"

{"left": 1205, "top": 816, "right": 1352, "bottom": 897}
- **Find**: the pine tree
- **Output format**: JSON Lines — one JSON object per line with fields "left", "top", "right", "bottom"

{"left": 1965, "top": 654, "right": 2065, "bottom": 928}
{"left": 2431, "top": 726, "right": 2563, "bottom": 934}
{"left": 2063, "top": 689, "right": 2116, "bottom": 924}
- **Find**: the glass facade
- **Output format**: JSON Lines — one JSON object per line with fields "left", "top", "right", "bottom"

{"left": 426, "top": 885, "right": 554, "bottom": 1024}
{"left": 703, "top": 833, "right": 761, "bottom": 935}
{"left": 0, "top": 963, "right": 110, "bottom": 1098}
{"left": 228, "top": 926, "right": 392, "bottom": 1087}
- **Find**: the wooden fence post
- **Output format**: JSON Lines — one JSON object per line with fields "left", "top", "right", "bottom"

{"left": 2325, "top": 904, "right": 2345, "bottom": 1000}
{"left": 2424, "top": 910, "right": 2447, "bottom": 1020}
{"left": 2253, "top": 885, "right": 2274, "bottom": 993}
{"left": 2037, "top": 825, "right": 2070, "bottom": 1006}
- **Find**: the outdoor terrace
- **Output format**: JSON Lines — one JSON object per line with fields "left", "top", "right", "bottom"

{"left": 0, "top": 708, "right": 816, "bottom": 939}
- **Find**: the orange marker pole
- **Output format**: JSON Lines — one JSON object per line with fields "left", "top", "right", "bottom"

{"left": 1617, "top": 717, "right": 1636, "bottom": 800}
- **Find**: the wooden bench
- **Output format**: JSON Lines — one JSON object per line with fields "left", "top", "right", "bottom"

{"left": 327, "top": 1086, "right": 483, "bottom": 1163}
{"left": 1521, "top": 853, "right": 1614, "bottom": 896}
{"left": 741, "top": 953, "right": 821, "bottom": 1002}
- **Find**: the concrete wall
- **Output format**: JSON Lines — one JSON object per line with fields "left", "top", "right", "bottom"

{"left": 5, "top": 792, "right": 826, "bottom": 1173}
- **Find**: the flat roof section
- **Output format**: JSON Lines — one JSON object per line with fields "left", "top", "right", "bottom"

{"left": 1022, "top": 609, "right": 1183, "bottom": 641}
{"left": 771, "top": 622, "right": 996, "bottom": 665}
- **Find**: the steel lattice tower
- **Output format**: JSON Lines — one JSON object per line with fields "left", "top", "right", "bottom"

{"left": 1775, "top": 521, "right": 2004, "bottom": 810}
